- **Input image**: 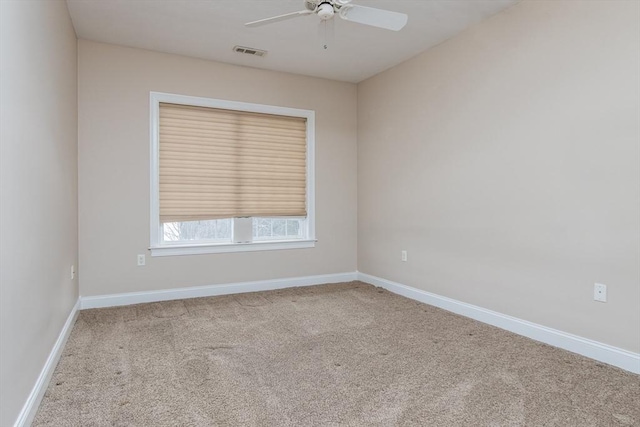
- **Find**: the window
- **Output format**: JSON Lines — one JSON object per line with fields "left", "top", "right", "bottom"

{"left": 149, "top": 92, "right": 315, "bottom": 256}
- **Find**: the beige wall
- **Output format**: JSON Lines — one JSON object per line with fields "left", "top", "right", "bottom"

{"left": 0, "top": 1, "right": 78, "bottom": 425}
{"left": 357, "top": 0, "right": 640, "bottom": 352}
{"left": 78, "top": 40, "right": 357, "bottom": 297}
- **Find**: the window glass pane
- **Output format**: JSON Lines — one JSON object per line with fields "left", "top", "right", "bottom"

{"left": 216, "top": 219, "right": 231, "bottom": 239}
{"left": 252, "top": 218, "right": 304, "bottom": 240}
{"left": 286, "top": 219, "right": 300, "bottom": 236}
{"left": 272, "top": 219, "right": 286, "bottom": 237}
{"left": 254, "top": 218, "right": 271, "bottom": 238}
{"left": 163, "top": 219, "right": 231, "bottom": 242}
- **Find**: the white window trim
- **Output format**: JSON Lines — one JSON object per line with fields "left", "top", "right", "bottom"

{"left": 149, "top": 92, "right": 316, "bottom": 256}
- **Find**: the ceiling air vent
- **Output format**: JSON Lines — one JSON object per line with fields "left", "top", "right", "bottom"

{"left": 233, "top": 45, "right": 267, "bottom": 57}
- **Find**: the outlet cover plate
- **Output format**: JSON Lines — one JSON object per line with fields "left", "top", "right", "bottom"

{"left": 594, "top": 283, "right": 607, "bottom": 302}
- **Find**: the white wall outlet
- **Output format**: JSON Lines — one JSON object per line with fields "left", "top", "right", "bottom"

{"left": 401, "top": 250, "right": 408, "bottom": 262}
{"left": 594, "top": 283, "right": 607, "bottom": 302}
{"left": 70, "top": 265, "right": 75, "bottom": 280}
{"left": 137, "top": 254, "right": 146, "bottom": 266}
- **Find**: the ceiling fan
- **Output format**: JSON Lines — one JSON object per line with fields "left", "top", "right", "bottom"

{"left": 245, "top": 0, "right": 408, "bottom": 32}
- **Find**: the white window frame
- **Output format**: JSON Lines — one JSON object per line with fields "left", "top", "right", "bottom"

{"left": 149, "top": 92, "right": 316, "bottom": 257}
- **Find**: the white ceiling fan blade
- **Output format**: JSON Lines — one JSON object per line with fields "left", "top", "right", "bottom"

{"left": 339, "top": 5, "right": 407, "bottom": 31}
{"left": 245, "top": 10, "right": 313, "bottom": 28}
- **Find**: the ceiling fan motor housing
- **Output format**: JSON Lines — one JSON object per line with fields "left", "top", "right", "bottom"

{"left": 317, "top": 3, "right": 335, "bottom": 20}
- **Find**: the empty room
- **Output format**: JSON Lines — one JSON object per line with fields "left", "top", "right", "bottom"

{"left": 1, "top": 0, "right": 638, "bottom": 425}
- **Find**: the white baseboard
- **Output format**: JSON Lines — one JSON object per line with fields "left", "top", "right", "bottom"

{"left": 80, "top": 272, "right": 358, "bottom": 310}
{"left": 357, "top": 272, "right": 640, "bottom": 375}
{"left": 14, "top": 298, "right": 80, "bottom": 427}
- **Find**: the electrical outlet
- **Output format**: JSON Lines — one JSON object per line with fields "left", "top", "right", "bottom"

{"left": 70, "top": 265, "right": 75, "bottom": 280}
{"left": 401, "top": 250, "right": 407, "bottom": 262}
{"left": 594, "top": 283, "right": 607, "bottom": 302}
{"left": 137, "top": 254, "right": 146, "bottom": 266}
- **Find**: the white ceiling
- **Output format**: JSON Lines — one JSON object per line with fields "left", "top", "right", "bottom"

{"left": 66, "top": 0, "right": 519, "bottom": 83}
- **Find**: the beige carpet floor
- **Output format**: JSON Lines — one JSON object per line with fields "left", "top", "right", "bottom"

{"left": 33, "top": 281, "right": 639, "bottom": 426}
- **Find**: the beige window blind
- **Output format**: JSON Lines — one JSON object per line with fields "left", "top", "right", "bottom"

{"left": 159, "top": 102, "right": 307, "bottom": 223}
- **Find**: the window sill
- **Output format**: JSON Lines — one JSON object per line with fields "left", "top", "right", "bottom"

{"left": 150, "top": 239, "right": 316, "bottom": 257}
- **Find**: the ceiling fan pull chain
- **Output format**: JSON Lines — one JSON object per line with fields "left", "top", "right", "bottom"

{"left": 319, "top": 18, "right": 334, "bottom": 50}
